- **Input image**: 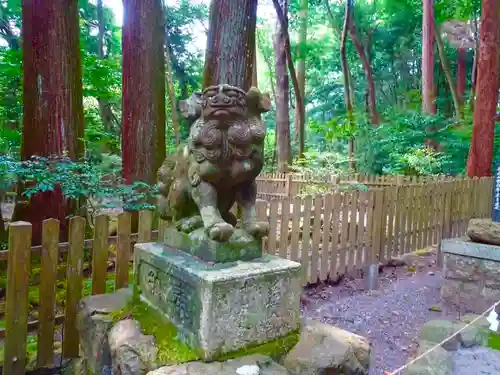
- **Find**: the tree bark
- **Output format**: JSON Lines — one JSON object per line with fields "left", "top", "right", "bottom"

{"left": 19, "top": 0, "right": 85, "bottom": 243}
{"left": 422, "top": 0, "right": 436, "bottom": 114}
{"left": 349, "top": 21, "right": 379, "bottom": 125}
{"left": 294, "top": 0, "right": 307, "bottom": 144}
{"left": 122, "top": 0, "right": 166, "bottom": 184}
{"left": 272, "top": 0, "right": 306, "bottom": 156}
{"left": 466, "top": 0, "right": 500, "bottom": 177}
{"left": 273, "top": 0, "right": 291, "bottom": 172}
{"left": 435, "top": 24, "right": 462, "bottom": 119}
{"left": 252, "top": 37, "right": 258, "bottom": 87}
{"left": 456, "top": 47, "right": 467, "bottom": 104}
{"left": 203, "top": 0, "right": 258, "bottom": 91}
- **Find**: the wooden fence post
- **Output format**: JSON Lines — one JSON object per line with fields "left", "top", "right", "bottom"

{"left": 286, "top": 173, "right": 293, "bottom": 197}
{"left": 116, "top": 212, "right": 132, "bottom": 289}
{"left": 92, "top": 214, "right": 109, "bottom": 295}
{"left": 4, "top": 222, "right": 32, "bottom": 375}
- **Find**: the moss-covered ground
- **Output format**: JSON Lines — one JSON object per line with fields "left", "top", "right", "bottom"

{"left": 489, "top": 332, "right": 500, "bottom": 350}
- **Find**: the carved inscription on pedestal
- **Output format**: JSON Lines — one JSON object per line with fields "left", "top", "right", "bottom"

{"left": 139, "top": 262, "right": 200, "bottom": 332}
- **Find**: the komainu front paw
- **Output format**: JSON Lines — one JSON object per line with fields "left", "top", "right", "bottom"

{"left": 207, "top": 222, "right": 234, "bottom": 242}
{"left": 176, "top": 216, "right": 203, "bottom": 233}
{"left": 243, "top": 221, "right": 269, "bottom": 238}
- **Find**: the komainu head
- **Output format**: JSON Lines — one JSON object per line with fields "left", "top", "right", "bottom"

{"left": 201, "top": 84, "right": 247, "bottom": 120}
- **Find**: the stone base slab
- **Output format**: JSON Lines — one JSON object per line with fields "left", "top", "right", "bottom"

{"left": 163, "top": 227, "right": 262, "bottom": 263}
{"left": 441, "top": 237, "right": 500, "bottom": 314}
{"left": 134, "top": 243, "right": 302, "bottom": 360}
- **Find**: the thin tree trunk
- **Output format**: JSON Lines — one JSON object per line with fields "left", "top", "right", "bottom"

{"left": 422, "top": 0, "right": 436, "bottom": 114}
{"left": 165, "top": 35, "right": 181, "bottom": 146}
{"left": 272, "top": 0, "right": 306, "bottom": 156}
{"left": 469, "top": 14, "right": 480, "bottom": 113}
{"left": 294, "top": 0, "right": 307, "bottom": 144}
{"left": 203, "top": 0, "right": 258, "bottom": 91}
{"left": 122, "top": 0, "right": 166, "bottom": 184}
{"left": 466, "top": 0, "right": 500, "bottom": 177}
{"left": 19, "top": 0, "right": 84, "bottom": 243}
{"left": 273, "top": 0, "right": 291, "bottom": 172}
{"left": 435, "top": 24, "right": 462, "bottom": 119}
{"left": 252, "top": 37, "right": 258, "bottom": 87}
{"left": 349, "top": 22, "right": 379, "bottom": 125}
{"left": 456, "top": 48, "right": 467, "bottom": 104}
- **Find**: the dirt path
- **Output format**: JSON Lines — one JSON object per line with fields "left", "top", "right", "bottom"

{"left": 301, "top": 251, "right": 459, "bottom": 375}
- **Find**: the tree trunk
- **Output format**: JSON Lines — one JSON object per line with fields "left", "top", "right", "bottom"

{"left": 435, "top": 24, "right": 462, "bottom": 119}
{"left": 252, "top": 37, "right": 258, "bottom": 87}
{"left": 466, "top": 0, "right": 500, "bottom": 177}
{"left": 469, "top": 14, "right": 480, "bottom": 113}
{"left": 272, "top": 0, "right": 306, "bottom": 156}
{"left": 294, "top": 0, "right": 307, "bottom": 145}
{"left": 422, "top": 0, "right": 436, "bottom": 114}
{"left": 456, "top": 47, "right": 467, "bottom": 104}
{"left": 165, "top": 36, "right": 181, "bottom": 146}
{"left": 203, "top": 0, "right": 258, "bottom": 91}
{"left": 122, "top": 0, "right": 166, "bottom": 184}
{"left": 19, "top": 0, "right": 85, "bottom": 243}
{"left": 273, "top": 0, "right": 291, "bottom": 172}
{"left": 349, "top": 22, "right": 379, "bottom": 125}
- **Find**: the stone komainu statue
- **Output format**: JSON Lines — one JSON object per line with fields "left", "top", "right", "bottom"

{"left": 157, "top": 84, "right": 271, "bottom": 242}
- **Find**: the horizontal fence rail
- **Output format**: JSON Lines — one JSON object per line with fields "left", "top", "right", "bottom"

{"left": 0, "top": 175, "right": 493, "bottom": 374}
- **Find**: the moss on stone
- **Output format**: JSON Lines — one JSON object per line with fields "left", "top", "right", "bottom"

{"left": 110, "top": 298, "right": 200, "bottom": 365}
{"left": 489, "top": 332, "right": 500, "bottom": 350}
{"left": 214, "top": 330, "right": 300, "bottom": 362}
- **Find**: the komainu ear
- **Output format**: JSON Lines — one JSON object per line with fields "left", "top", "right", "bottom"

{"left": 246, "top": 87, "right": 272, "bottom": 113}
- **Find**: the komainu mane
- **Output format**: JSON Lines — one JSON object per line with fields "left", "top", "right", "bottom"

{"left": 157, "top": 84, "right": 271, "bottom": 242}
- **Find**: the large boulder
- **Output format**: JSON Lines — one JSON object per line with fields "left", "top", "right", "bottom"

{"left": 467, "top": 218, "right": 500, "bottom": 246}
{"left": 282, "top": 320, "right": 371, "bottom": 375}
{"left": 147, "top": 354, "right": 289, "bottom": 375}
{"left": 77, "top": 288, "right": 132, "bottom": 375}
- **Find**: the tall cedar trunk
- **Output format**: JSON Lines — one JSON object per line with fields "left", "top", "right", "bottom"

{"left": 203, "top": 0, "right": 258, "bottom": 91}
{"left": 122, "top": 0, "right": 166, "bottom": 184}
{"left": 422, "top": 0, "right": 436, "bottom": 114}
{"left": 294, "top": 0, "right": 307, "bottom": 144}
{"left": 456, "top": 48, "right": 467, "bottom": 104}
{"left": 349, "top": 22, "right": 379, "bottom": 125}
{"left": 466, "top": 0, "right": 500, "bottom": 177}
{"left": 274, "top": 0, "right": 291, "bottom": 172}
{"left": 97, "top": 0, "right": 115, "bottom": 135}
{"left": 19, "top": 0, "right": 84, "bottom": 243}
{"left": 435, "top": 24, "right": 462, "bottom": 119}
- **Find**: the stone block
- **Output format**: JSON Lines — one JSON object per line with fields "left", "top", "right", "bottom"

{"left": 163, "top": 227, "right": 262, "bottom": 263}
{"left": 467, "top": 218, "right": 500, "bottom": 246}
{"left": 405, "top": 342, "right": 452, "bottom": 375}
{"left": 282, "top": 320, "right": 371, "bottom": 375}
{"left": 77, "top": 288, "right": 132, "bottom": 375}
{"left": 444, "top": 254, "right": 482, "bottom": 281}
{"left": 134, "top": 243, "right": 302, "bottom": 361}
{"left": 419, "top": 321, "right": 464, "bottom": 351}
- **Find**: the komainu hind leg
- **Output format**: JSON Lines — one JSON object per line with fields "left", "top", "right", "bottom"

{"left": 235, "top": 181, "right": 269, "bottom": 238}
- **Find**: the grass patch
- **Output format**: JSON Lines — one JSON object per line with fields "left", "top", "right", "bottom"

{"left": 489, "top": 332, "right": 500, "bottom": 350}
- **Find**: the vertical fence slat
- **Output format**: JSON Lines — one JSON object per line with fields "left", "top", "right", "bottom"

{"left": 4, "top": 222, "right": 32, "bottom": 375}
{"left": 37, "top": 219, "right": 60, "bottom": 368}
{"left": 310, "top": 195, "right": 323, "bottom": 283}
{"left": 364, "top": 191, "right": 375, "bottom": 265}
{"left": 267, "top": 200, "right": 279, "bottom": 255}
{"left": 279, "top": 198, "right": 290, "bottom": 259}
{"left": 347, "top": 190, "right": 358, "bottom": 271}
{"left": 338, "top": 192, "right": 349, "bottom": 274}
{"left": 301, "top": 196, "right": 312, "bottom": 283}
{"left": 321, "top": 194, "right": 333, "bottom": 281}
{"left": 409, "top": 185, "right": 418, "bottom": 252}
{"left": 378, "top": 189, "right": 388, "bottom": 263}
{"left": 385, "top": 187, "right": 396, "bottom": 259}
{"left": 92, "top": 214, "right": 110, "bottom": 295}
{"left": 138, "top": 210, "right": 153, "bottom": 243}
{"left": 371, "top": 190, "right": 384, "bottom": 264}
{"left": 158, "top": 219, "right": 168, "bottom": 242}
{"left": 116, "top": 212, "right": 132, "bottom": 289}
{"left": 356, "top": 191, "right": 367, "bottom": 267}
{"left": 289, "top": 197, "right": 301, "bottom": 262}
{"left": 62, "top": 216, "right": 86, "bottom": 359}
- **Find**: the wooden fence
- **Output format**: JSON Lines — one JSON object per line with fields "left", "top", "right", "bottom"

{"left": 0, "top": 176, "right": 493, "bottom": 374}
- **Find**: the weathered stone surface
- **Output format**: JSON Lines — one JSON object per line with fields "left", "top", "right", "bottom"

{"left": 419, "top": 320, "right": 465, "bottom": 351}
{"left": 459, "top": 315, "right": 492, "bottom": 346}
{"left": 282, "top": 320, "right": 371, "bottom": 375}
{"left": 163, "top": 227, "right": 262, "bottom": 263}
{"left": 405, "top": 343, "right": 452, "bottom": 375}
{"left": 442, "top": 239, "right": 500, "bottom": 314}
{"left": 108, "top": 319, "right": 158, "bottom": 375}
{"left": 134, "top": 243, "right": 302, "bottom": 361}
{"left": 147, "top": 354, "right": 289, "bottom": 375}
{"left": 467, "top": 218, "right": 500, "bottom": 246}
{"left": 77, "top": 288, "right": 132, "bottom": 375}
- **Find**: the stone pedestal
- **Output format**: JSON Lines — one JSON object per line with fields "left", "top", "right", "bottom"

{"left": 441, "top": 237, "right": 500, "bottom": 314}
{"left": 134, "top": 242, "right": 302, "bottom": 361}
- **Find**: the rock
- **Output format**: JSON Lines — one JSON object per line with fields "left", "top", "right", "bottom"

{"left": 282, "top": 320, "right": 371, "bottom": 375}
{"left": 405, "top": 341, "right": 452, "bottom": 375}
{"left": 147, "top": 354, "right": 289, "bottom": 375}
{"left": 459, "top": 315, "right": 491, "bottom": 347}
{"left": 419, "top": 320, "right": 464, "bottom": 351}
{"left": 467, "top": 218, "right": 500, "bottom": 246}
{"left": 77, "top": 288, "right": 133, "bottom": 375}
{"left": 108, "top": 319, "right": 158, "bottom": 375}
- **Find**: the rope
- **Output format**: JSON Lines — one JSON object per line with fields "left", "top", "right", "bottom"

{"left": 384, "top": 300, "right": 499, "bottom": 375}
